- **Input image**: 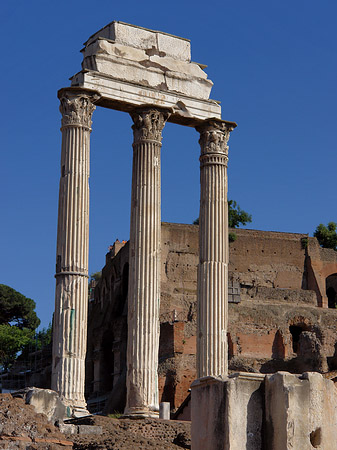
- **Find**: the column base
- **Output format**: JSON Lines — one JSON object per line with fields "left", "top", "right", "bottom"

{"left": 71, "top": 406, "right": 90, "bottom": 419}
{"left": 62, "top": 400, "right": 90, "bottom": 419}
{"left": 123, "top": 406, "right": 159, "bottom": 419}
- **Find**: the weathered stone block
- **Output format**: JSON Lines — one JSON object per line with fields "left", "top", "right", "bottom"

{"left": 77, "top": 425, "right": 102, "bottom": 435}
{"left": 226, "top": 373, "right": 264, "bottom": 450}
{"left": 265, "top": 372, "right": 310, "bottom": 449}
{"left": 191, "top": 373, "right": 264, "bottom": 450}
{"left": 265, "top": 372, "right": 337, "bottom": 450}
{"left": 191, "top": 376, "right": 227, "bottom": 450}
{"left": 57, "top": 423, "right": 78, "bottom": 434}
{"left": 70, "top": 22, "right": 221, "bottom": 124}
{"left": 85, "top": 21, "right": 191, "bottom": 61}
{"left": 24, "top": 388, "right": 67, "bottom": 423}
{"left": 81, "top": 38, "right": 212, "bottom": 101}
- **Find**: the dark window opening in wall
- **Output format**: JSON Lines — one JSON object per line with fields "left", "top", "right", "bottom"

{"left": 326, "top": 274, "right": 337, "bottom": 309}
{"left": 327, "top": 287, "right": 337, "bottom": 309}
{"left": 289, "top": 325, "right": 303, "bottom": 353}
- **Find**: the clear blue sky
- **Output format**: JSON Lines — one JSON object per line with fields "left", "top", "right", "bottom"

{"left": 1, "top": 0, "right": 336, "bottom": 329}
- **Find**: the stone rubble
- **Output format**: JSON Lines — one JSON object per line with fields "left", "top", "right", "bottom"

{"left": 0, "top": 393, "right": 191, "bottom": 449}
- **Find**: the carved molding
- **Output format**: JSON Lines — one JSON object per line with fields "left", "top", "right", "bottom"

{"left": 199, "top": 153, "right": 228, "bottom": 167}
{"left": 196, "top": 120, "right": 234, "bottom": 158}
{"left": 59, "top": 91, "right": 100, "bottom": 129}
{"left": 131, "top": 108, "right": 171, "bottom": 144}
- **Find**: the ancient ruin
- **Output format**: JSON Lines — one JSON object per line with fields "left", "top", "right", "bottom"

{"left": 48, "top": 20, "right": 337, "bottom": 449}
{"left": 85, "top": 225, "right": 337, "bottom": 413}
{"left": 52, "top": 21, "right": 235, "bottom": 417}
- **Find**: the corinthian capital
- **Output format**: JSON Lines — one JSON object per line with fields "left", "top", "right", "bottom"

{"left": 58, "top": 88, "right": 101, "bottom": 129}
{"left": 196, "top": 120, "right": 236, "bottom": 156}
{"left": 131, "top": 108, "right": 171, "bottom": 144}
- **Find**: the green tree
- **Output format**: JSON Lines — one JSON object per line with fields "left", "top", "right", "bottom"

{"left": 35, "top": 323, "right": 52, "bottom": 349}
{"left": 0, "top": 284, "right": 40, "bottom": 330}
{"left": 314, "top": 222, "right": 337, "bottom": 250}
{"left": 0, "top": 285, "right": 40, "bottom": 369}
{"left": 228, "top": 200, "right": 252, "bottom": 228}
{"left": 0, "top": 325, "right": 33, "bottom": 369}
{"left": 19, "top": 323, "right": 52, "bottom": 362}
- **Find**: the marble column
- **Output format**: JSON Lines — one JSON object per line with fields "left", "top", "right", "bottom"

{"left": 125, "top": 107, "right": 170, "bottom": 417}
{"left": 196, "top": 119, "right": 236, "bottom": 378}
{"left": 52, "top": 87, "right": 100, "bottom": 416}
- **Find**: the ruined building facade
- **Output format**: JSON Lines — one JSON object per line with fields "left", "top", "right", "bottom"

{"left": 85, "top": 223, "right": 337, "bottom": 413}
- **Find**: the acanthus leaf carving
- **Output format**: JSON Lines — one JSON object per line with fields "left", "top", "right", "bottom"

{"left": 59, "top": 91, "right": 99, "bottom": 129}
{"left": 131, "top": 108, "right": 170, "bottom": 143}
{"left": 197, "top": 120, "right": 234, "bottom": 157}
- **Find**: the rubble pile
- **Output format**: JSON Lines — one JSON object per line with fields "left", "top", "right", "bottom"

{"left": 0, "top": 393, "right": 72, "bottom": 449}
{"left": 65, "top": 415, "right": 191, "bottom": 450}
{"left": 0, "top": 393, "right": 191, "bottom": 449}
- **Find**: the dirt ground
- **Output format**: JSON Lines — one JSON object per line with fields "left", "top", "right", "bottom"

{"left": 0, "top": 394, "right": 191, "bottom": 449}
{"left": 67, "top": 415, "right": 191, "bottom": 450}
{"left": 0, "top": 393, "right": 72, "bottom": 449}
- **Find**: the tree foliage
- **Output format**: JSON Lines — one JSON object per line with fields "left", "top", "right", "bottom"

{"left": 314, "top": 222, "right": 337, "bottom": 250}
{"left": 35, "top": 323, "right": 52, "bottom": 349}
{"left": 228, "top": 200, "right": 252, "bottom": 228}
{"left": 0, "top": 325, "right": 33, "bottom": 369}
{"left": 19, "top": 323, "right": 52, "bottom": 362}
{"left": 0, "top": 285, "right": 40, "bottom": 369}
{"left": 0, "top": 285, "right": 40, "bottom": 330}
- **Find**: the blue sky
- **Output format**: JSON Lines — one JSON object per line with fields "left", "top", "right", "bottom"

{"left": 1, "top": 0, "right": 336, "bottom": 329}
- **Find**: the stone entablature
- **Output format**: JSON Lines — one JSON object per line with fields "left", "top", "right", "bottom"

{"left": 70, "top": 21, "right": 222, "bottom": 125}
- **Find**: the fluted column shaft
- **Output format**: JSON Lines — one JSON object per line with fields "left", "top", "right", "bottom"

{"left": 52, "top": 88, "right": 100, "bottom": 414}
{"left": 196, "top": 119, "right": 235, "bottom": 378}
{"left": 125, "top": 107, "right": 170, "bottom": 417}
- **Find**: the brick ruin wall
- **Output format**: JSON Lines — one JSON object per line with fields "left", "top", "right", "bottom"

{"left": 85, "top": 223, "right": 337, "bottom": 413}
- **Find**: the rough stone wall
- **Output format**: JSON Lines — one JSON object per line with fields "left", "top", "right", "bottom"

{"left": 306, "top": 237, "right": 337, "bottom": 307}
{"left": 229, "top": 228, "right": 308, "bottom": 290}
{"left": 160, "top": 223, "right": 199, "bottom": 317}
{"left": 228, "top": 297, "right": 337, "bottom": 374}
{"left": 86, "top": 223, "right": 337, "bottom": 413}
{"left": 85, "top": 242, "right": 129, "bottom": 413}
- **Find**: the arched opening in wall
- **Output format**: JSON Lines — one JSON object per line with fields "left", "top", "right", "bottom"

{"left": 289, "top": 326, "right": 303, "bottom": 353}
{"left": 289, "top": 316, "right": 313, "bottom": 355}
{"left": 289, "top": 322, "right": 313, "bottom": 354}
{"left": 326, "top": 274, "right": 337, "bottom": 309}
{"left": 327, "top": 287, "right": 336, "bottom": 309}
